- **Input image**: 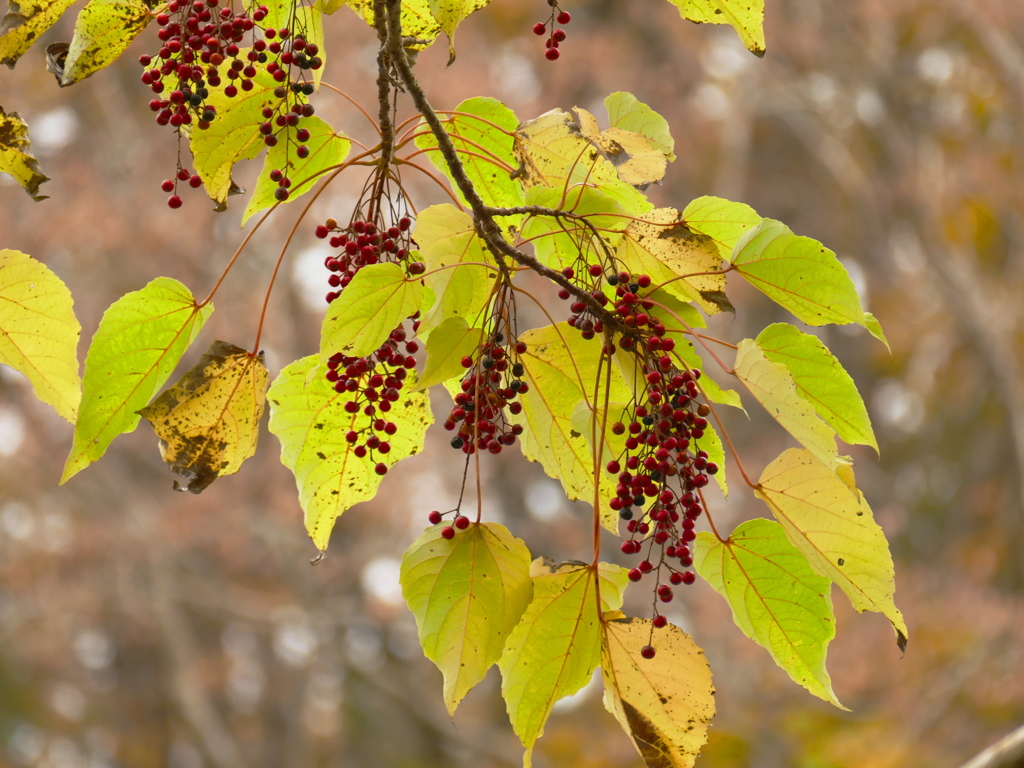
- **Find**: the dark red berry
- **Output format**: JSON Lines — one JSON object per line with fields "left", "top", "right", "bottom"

{"left": 545, "top": 47, "right": 560, "bottom": 61}
{"left": 557, "top": 10, "right": 571, "bottom": 24}
{"left": 533, "top": 21, "right": 546, "bottom": 35}
{"left": 441, "top": 526, "right": 455, "bottom": 540}
{"left": 167, "top": 195, "right": 183, "bottom": 209}
{"left": 428, "top": 510, "right": 443, "bottom": 525}
{"left": 640, "top": 645, "right": 656, "bottom": 660}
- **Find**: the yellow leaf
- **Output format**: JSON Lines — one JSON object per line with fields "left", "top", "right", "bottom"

{"left": 601, "top": 615, "right": 716, "bottom": 768}
{"left": 60, "top": 0, "right": 151, "bottom": 85}
{"left": 574, "top": 107, "right": 668, "bottom": 189}
{"left": 755, "top": 448, "right": 908, "bottom": 650}
{"left": 499, "top": 560, "right": 629, "bottom": 765}
{"left": 512, "top": 108, "right": 619, "bottom": 190}
{"left": 666, "top": 0, "right": 765, "bottom": 57}
{"left": 0, "top": 249, "right": 80, "bottom": 422}
{"left": 0, "top": 106, "right": 49, "bottom": 200}
{"left": 0, "top": 0, "right": 77, "bottom": 68}
{"left": 139, "top": 341, "right": 268, "bottom": 493}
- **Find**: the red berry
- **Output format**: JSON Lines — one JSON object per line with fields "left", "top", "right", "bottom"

{"left": 545, "top": 47, "right": 560, "bottom": 61}
{"left": 640, "top": 645, "right": 656, "bottom": 660}
{"left": 552, "top": 29, "right": 567, "bottom": 42}
{"left": 454, "top": 516, "right": 470, "bottom": 530}
{"left": 652, "top": 615, "right": 668, "bottom": 629}
{"left": 627, "top": 568, "right": 642, "bottom": 582}
{"left": 533, "top": 21, "right": 546, "bottom": 35}
{"left": 441, "top": 526, "right": 455, "bottom": 540}
{"left": 428, "top": 510, "right": 442, "bottom": 525}
{"left": 557, "top": 10, "right": 571, "bottom": 24}
{"left": 681, "top": 571, "right": 696, "bottom": 585}
{"left": 374, "top": 462, "right": 388, "bottom": 476}
{"left": 167, "top": 195, "right": 183, "bottom": 209}
{"left": 161, "top": 179, "right": 175, "bottom": 193}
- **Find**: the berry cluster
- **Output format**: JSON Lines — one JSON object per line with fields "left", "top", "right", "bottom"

{"left": 316, "top": 215, "right": 416, "bottom": 301}
{"left": 443, "top": 334, "right": 528, "bottom": 456}
{"left": 427, "top": 509, "right": 473, "bottom": 540}
{"left": 532, "top": 1, "right": 571, "bottom": 60}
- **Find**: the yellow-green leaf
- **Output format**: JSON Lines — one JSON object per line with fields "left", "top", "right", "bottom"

{"left": 401, "top": 521, "right": 532, "bottom": 716}
{"left": 414, "top": 204, "right": 497, "bottom": 333}
{"left": 693, "top": 519, "right": 843, "bottom": 707}
{"left": 512, "top": 108, "right": 620, "bottom": 191}
{"left": 0, "top": 107, "right": 49, "bottom": 199}
{"left": 319, "top": 263, "right": 424, "bottom": 360}
{"left": 511, "top": 323, "right": 631, "bottom": 533}
{"left": 733, "top": 339, "right": 838, "bottom": 469}
{"left": 245, "top": 0, "right": 325, "bottom": 87}
{"left": 242, "top": 116, "right": 350, "bottom": 225}
{"left": 616, "top": 208, "right": 732, "bottom": 315}
{"left": 681, "top": 195, "right": 761, "bottom": 262}
{"left": 267, "top": 355, "right": 431, "bottom": 550}
{"left": 138, "top": 341, "right": 268, "bottom": 493}
{"left": 0, "top": 249, "right": 80, "bottom": 422}
{"left": 600, "top": 615, "right": 715, "bottom": 768}
{"left": 0, "top": 0, "right": 77, "bottom": 68}
{"left": 665, "top": 0, "right": 765, "bottom": 57}
{"left": 427, "top": 0, "right": 490, "bottom": 63}
{"left": 60, "top": 0, "right": 151, "bottom": 85}
{"left": 414, "top": 316, "right": 483, "bottom": 391}
{"left": 755, "top": 323, "right": 877, "bottom": 452}
{"left": 346, "top": 0, "right": 440, "bottom": 50}
{"left": 605, "top": 92, "right": 675, "bottom": 162}
{"left": 732, "top": 219, "right": 873, "bottom": 330}
{"left": 189, "top": 67, "right": 277, "bottom": 205}
{"left": 575, "top": 106, "right": 667, "bottom": 189}
{"left": 62, "top": 277, "right": 212, "bottom": 482}
{"left": 415, "top": 97, "right": 524, "bottom": 211}
{"left": 499, "top": 560, "right": 628, "bottom": 765}
{"left": 755, "top": 448, "right": 907, "bottom": 649}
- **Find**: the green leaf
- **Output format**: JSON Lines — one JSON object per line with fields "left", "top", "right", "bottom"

{"left": 600, "top": 614, "right": 715, "bottom": 768}
{"left": 0, "top": 0, "right": 77, "bottom": 68}
{"left": 60, "top": 0, "right": 151, "bottom": 85}
{"left": 499, "top": 560, "right": 628, "bottom": 765}
{"left": 401, "top": 521, "right": 532, "bottom": 715}
{"left": 732, "top": 219, "right": 873, "bottom": 330}
{"left": 346, "top": 0, "right": 440, "bottom": 51}
{"left": 62, "top": 277, "right": 212, "bottom": 482}
{"left": 189, "top": 66, "right": 278, "bottom": 205}
{"left": 755, "top": 323, "right": 877, "bottom": 452}
{"left": 864, "top": 311, "right": 889, "bottom": 350}
{"left": 755, "top": 448, "right": 908, "bottom": 650}
{"left": 615, "top": 207, "right": 732, "bottom": 315}
{"left": 0, "top": 249, "right": 80, "bottom": 422}
{"left": 0, "top": 106, "right": 48, "bottom": 200}
{"left": 414, "top": 316, "right": 483, "bottom": 391}
{"left": 319, "top": 263, "right": 425, "bottom": 360}
{"left": 138, "top": 341, "right": 268, "bottom": 494}
{"left": 413, "top": 204, "right": 497, "bottom": 333}
{"left": 682, "top": 195, "right": 761, "bottom": 262}
{"left": 242, "top": 116, "right": 350, "bottom": 225}
{"left": 511, "top": 323, "right": 631, "bottom": 533}
{"left": 665, "top": 0, "right": 765, "bottom": 57}
{"left": 427, "top": 0, "right": 491, "bottom": 63}
{"left": 734, "top": 339, "right": 837, "bottom": 469}
{"left": 267, "top": 355, "right": 433, "bottom": 550}
{"left": 693, "top": 519, "right": 843, "bottom": 707}
{"left": 415, "top": 97, "right": 524, "bottom": 211}
{"left": 604, "top": 91, "right": 675, "bottom": 161}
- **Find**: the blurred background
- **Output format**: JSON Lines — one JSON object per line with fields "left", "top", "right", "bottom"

{"left": 1, "top": 0, "right": 1022, "bottom": 766}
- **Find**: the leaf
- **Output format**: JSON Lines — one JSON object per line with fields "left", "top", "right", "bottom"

{"left": 755, "top": 323, "right": 877, "bottom": 452}
{"left": 575, "top": 107, "right": 668, "bottom": 189}
{"left": 681, "top": 195, "right": 761, "bottom": 262}
{"left": 733, "top": 339, "right": 837, "bottom": 469}
{"left": 732, "top": 219, "right": 873, "bottom": 330}
{"left": 59, "top": 0, "right": 151, "bottom": 85}
{"left": 755, "top": 448, "right": 908, "bottom": 649}
{"left": 246, "top": 0, "right": 325, "bottom": 87}
{"left": 414, "top": 316, "right": 483, "bottom": 391}
{"left": 665, "top": 0, "right": 765, "bottom": 57}
{"left": 616, "top": 208, "right": 732, "bottom": 315}
{"left": 242, "top": 116, "right": 350, "bottom": 225}
{"left": 189, "top": 67, "right": 278, "bottom": 205}
{"left": 415, "top": 97, "right": 524, "bottom": 211}
{"left": 138, "top": 341, "right": 268, "bottom": 493}
{"left": 0, "top": 249, "right": 80, "bottom": 422}
{"left": 600, "top": 615, "right": 715, "bottom": 768}
{"left": 605, "top": 92, "right": 675, "bottom": 161}
{"left": 864, "top": 311, "right": 889, "bottom": 350}
{"left": 62, "top": 277, "right": 212, "bottom": 482}
{"left": 267, "top": 355, "right": 432, "bottom": 550}
{"left": 413, "top": 204, "right": 497, "bottom": 333}
{"left": 427, "top": 0, "right": 491, "bottom": 63}
{"left": 319, "top": 263, "right": 425, "bottom": 359}
{"left": 499, "top": 560, "right": 629, "bottom": 764}
{"left": 693, "top": 519, "right": 843, "bottom": 706}
{"left": 511, "top": 323, "right": 632, "bottom": 533}
{"left": 512, "top": 108, "right": 620, "bottom": 190}
{"left": 0, "top": 106, "right": 49, "bottom": 199}
{"left": 401, "top": 521, "right": 532, "bottom": 715}
{"left": 345, "top": 0, "right": 440, "bottom": 51}
{"left": 0, "top": 0, "right": 77, "bottom": 68}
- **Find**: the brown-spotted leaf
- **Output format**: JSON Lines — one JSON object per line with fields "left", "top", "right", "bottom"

{"left": 60, "top": 0, "right": 152, "bottom": 85}
{"left": 0, "top": 106, "right": 48, "bottom": 199}
{"left": 139, "top": 340, "right": 268, "bottom": 493}
{"left": 601, "top": 615, "right": 715, "bottom": 768}
{"left": 0, "top": 0, "right": 78, "bottom": 68}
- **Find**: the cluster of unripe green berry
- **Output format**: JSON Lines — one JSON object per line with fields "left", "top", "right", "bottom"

{"left": 443, "top": 334, "right": 528, "bottom": 456}
{"left": 532, "top": 1, "right": 571, "bottom": 60}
